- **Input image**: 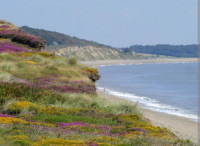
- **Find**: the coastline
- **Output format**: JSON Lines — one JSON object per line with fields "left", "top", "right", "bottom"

{"left": 81, "top": 58, "right": 198, "bottom": 67}
{"left": 97, "top": 91, "right": 198, "bottom": 144}
{"left": 82, "top": 58, "right": 198, "bottom": 144}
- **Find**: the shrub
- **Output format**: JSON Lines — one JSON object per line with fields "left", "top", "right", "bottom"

{"left": 0, "top": 30, "right": 18, "bottom": 39}
{"left": 85, "top": 68, "right": 100, "bottom": 82}
{"left": 68, "top": 57, "right": 78, "bottom": 66}
{"left": 6, "top": 101, "right": 37, "bottom": 114}
{"left": 0, "top": 27, "right": 46, "bottom": 49}
{"left": 12, "top": 32, "right": 45, "bottom": 49}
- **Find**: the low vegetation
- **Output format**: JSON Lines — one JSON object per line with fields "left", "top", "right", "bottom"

{"left": 0, "top": 21, "right": 45, "bottom": 50}
{"left": 0, "top": 20, "right": 195, "bottom": 145}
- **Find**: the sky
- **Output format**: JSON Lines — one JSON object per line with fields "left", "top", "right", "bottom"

{"left": 0, "top": 0, "right": 197, "bottom": 47}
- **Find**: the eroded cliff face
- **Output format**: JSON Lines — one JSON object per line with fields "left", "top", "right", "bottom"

{"left": 46, "top": 45, "right": 141, "bottom": 61}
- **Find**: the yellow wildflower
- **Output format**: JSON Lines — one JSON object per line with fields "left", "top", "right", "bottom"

{"left": 8, "top": 101, "right": 37, "bottom": 111}
{"left": 32, "top": 122, "right": 55, "bottom": 127}
{"left": 9, "top": 135, "right": 29, "bottom": 141}
{"left": 0, "top": 117, "right": 27, "bottom": 124}
{"left": 32, "top": 138, "right": 86, "bottom": 146}
{"left": 24, "top": 60, "right": 38, "bottom": 64}
{"left": 90, "top": 136, "right": 119, "bottom": 143}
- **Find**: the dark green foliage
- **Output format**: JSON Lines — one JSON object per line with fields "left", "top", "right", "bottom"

{"left": 87, "top": 72, "right": 100, "bottom": 82}
{"left": 21, "top": 26, "right": 112, "bottom": 48}
{"left": 128, "top": 44, "right": 198, "bottom": 58}
{"left": 85, "top": 68, "right": 101, "bottom": 82}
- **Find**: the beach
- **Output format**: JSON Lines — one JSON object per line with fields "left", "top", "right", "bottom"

{"left": 83, "top": 58, "right": 198, "bottom": 144}
{"left": 82, "top": 58, "right": 198, "bottom": 66}
{"left": 98, "top": 91, "right": 198, "bottom": 144}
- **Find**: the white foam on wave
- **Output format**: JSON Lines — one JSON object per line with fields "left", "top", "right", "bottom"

{"left": 97, "top": 87, "right": 198, "bottom": 121}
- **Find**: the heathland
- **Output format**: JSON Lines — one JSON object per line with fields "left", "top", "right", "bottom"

{"left": 0, "top": 20, "right": 196, "bottom": 145}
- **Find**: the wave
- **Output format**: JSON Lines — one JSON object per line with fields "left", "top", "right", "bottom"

{"left": 97, "top": 87, "right": 198, "bottom": 121}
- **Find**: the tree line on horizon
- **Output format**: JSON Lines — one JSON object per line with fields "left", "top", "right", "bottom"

{"left": 123, "top": 44, "right": 198, "bottom": 58}
{"left": 21, "top": 26, "right": 198, "bottom": 58}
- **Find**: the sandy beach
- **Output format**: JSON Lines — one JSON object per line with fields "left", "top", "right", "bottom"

{"left": 98, "top": 91, "right": 198, "bottom": 144}
{"left": 82, "top": 58, "right": 198, "bottom": 66}
{"left": 83, "top": 58, "right": 198, "bottom": 144}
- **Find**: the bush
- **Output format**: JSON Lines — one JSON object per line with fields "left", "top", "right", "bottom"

{"left": 12, "top": 33, "right": 45, "bottom": 49}
{"left": 85, "top": 68, "right": 100, "bottom": 82}
{"left": 68, "top": 57, "right": 77, "bottom": 66}
{"left": 0, "top": 30, "right": 17, "bottom": 39}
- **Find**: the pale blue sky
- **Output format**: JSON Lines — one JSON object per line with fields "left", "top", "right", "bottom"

{"left": 0, "top": 0, "right": 197, "bottom": 47}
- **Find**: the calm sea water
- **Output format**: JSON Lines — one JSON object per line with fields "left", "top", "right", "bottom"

{"left": 97, "top": 63, "right": 198, "bottom": 120}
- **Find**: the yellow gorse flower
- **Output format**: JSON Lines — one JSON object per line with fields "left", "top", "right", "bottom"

{"left": 20, "top": 52, "right": 52, "bottom": 57}
{"left": 8, "top": 101, "right": 37, "bottom": 111}
{"left": 0, "top": 117, "right": 27, "bottom": 124}
{"left": 90, "top": 136, "right": 119, "bottom": 143}
{"left": 32, "top": 138, "right": 86, "bottom": 146}
{"left": 7, "top": 101, "right": 91, "bottom": 115}
{"left": 9, "top": 135, "right": 29, "bottom": 140}
{"left": 24, "top": 60, "right": 38, "bottom": 64}
{"left": 31, "top": 122, "right": 55, "bottom": 127}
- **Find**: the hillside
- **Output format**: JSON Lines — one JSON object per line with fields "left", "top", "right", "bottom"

{"left": 119, "top": 44, "right": 198, "bottom": 58}
{"left": 21, "top": 26, "right": 144, "bottom": 60}
{"left": 0, "top": 20, "right": 195, "bottom": 145}
{"left": 21, "top": 26, "right": 111, "bottom": 48}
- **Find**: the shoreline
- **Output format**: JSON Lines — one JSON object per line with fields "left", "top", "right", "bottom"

{"left": 83, "top": 58, "right": 198, "bottom": 143}
{"left": 97, "top": 90, "right": 198, "bottom": 144}
{"left": 81, "top": 58, "right": 198, "bottom": 66}
{"left": 97, "top": 87, "right": 198, "bottom": 122}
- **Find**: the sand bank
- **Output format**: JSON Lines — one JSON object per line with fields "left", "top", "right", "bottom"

{"left": 97, "top": 91, "right": 198, "bottom": 144}
{"left": 82, "top": 58, "right": 198, "bottom": 66}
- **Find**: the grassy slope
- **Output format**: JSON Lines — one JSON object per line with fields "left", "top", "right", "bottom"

{"left": 0, "top": 20, "right": 195, "bottom": 146}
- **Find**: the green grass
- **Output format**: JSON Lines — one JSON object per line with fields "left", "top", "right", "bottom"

{"left": 53, "top": 93, "right": 139, "bottom": 115}
{"left": 0, "top": 53, "right": 89, "bottom": 81}
{"left": 32, "top": 114, "right": 118, "bottom": 125}
{"left": 0, "top": 53, "right": 195, "bottom": 145}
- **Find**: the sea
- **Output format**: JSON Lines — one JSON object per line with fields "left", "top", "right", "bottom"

{"left": 97, "top": 62, "right": 198, "bottom": 121}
